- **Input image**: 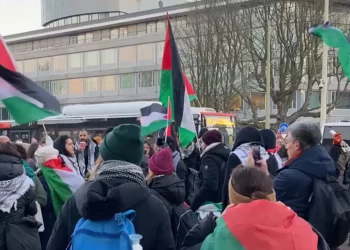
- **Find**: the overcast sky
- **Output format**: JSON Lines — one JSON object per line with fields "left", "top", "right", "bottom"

{"left": 0, "top": 0, "right": 42, "bottom": 36}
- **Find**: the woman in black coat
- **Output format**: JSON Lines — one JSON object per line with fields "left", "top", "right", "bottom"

{"left": 0, "top": 142, "right": 41, "bottom": 250}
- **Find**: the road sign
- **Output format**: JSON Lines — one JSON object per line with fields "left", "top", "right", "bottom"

{"left": 279, "top": 123, "right": 289, "bottom": 133}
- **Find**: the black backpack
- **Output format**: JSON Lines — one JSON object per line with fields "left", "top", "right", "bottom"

{"left": 308, "top": 175, "right": 350, "bottom": 248}
{"left": 185, "top": 168, "right": 199, "bottom": 206}
{"left": 172, "top": 204, "right": 199, "bottom": 250}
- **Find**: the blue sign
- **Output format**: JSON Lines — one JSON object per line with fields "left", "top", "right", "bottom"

{"left": 279, "top": 123, "right": 289, "bottom": 133}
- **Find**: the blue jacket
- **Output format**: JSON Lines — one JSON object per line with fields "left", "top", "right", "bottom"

{"left": 274, "top": 145, "right": 337, "bottom": 220}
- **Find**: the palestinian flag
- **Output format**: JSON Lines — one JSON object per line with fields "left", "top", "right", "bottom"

{"left": 183, "top": 73, "right": 196, "bottom": 101}
{"left": 140, "top": 103, "right": 171, "bottom": 136}
{"left": 41, "top": 158, "right": 84, "bottom": 216}
{"left": 159, "top": 18, "right": 196, "bottom": 147}
{"left": 0, "top": 35, "right": 60, "bottom": 124}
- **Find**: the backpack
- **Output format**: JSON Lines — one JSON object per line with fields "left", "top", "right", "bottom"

{"left": 185, "top": 168, "right": 199, "bottom": 205}
{"left": 172, "top": 204, "right": 199, "bottom": 250}
{"left": 308, "top": 175, "right": 350, "bottom": 249}
{"left": 69, "top": 210, "right": 136, "bottom": 250}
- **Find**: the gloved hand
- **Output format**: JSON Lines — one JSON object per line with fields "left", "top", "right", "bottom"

{"left": 333, "top": 132, "right": 343, "bottom": 146}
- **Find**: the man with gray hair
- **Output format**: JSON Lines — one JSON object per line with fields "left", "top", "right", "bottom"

{"left": 274, "top": 120, "right": 337, "bottom": 220}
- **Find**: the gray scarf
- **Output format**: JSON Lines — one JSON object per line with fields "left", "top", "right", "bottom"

{"left": 75, "top": 140, "right": 96, "bottom": 175}
{"left": 172, "top": 151, "right": 181, "bottom": 170}
{"left": 96, "top": 160, "right": 145, "bottom": 186}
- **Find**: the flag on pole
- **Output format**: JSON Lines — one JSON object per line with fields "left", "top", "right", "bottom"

{"left": 183, "top": 73, "right": 196, "bottom": 102}
{"left": 0, "top": 35, "right": 60, "bottom": 124}
{"left": 140, "top": 103, "right": 172, "bottom": 136}
{"left": 165, "top": 97, "right": 172, "bottom": 137}
{"left": 159, "top": 17, "right": 196, "bottom": 148}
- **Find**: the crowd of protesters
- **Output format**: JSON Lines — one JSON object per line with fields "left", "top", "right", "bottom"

{"left": 0, "top": 120, "right": 349, "bottom": 250}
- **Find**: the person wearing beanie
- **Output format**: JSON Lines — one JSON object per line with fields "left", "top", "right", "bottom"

{"left": 181, "top": 166, "right": 329, "bottom": 250}
{"left": 260, "top": 129, "right": 282, "bottom": 176}
{"left": 222, "top": 126, "right": 269, "bottom": 211}
{"left": 198, "top": 127, "right": 209, "bottom": 139}
{"left": 146, "top": 148, "right": 185, "bottom": 219}
{"left": 190, "top": 130, "right": 230, "bottom": 212}
{"left": 47, "top": 124, "right": 175, "bottom": 250}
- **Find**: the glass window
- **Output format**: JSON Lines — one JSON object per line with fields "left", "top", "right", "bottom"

{"left": 53, "top": 55, "right": 67, "bottom": 73}
{"left": 308, "top": 91, "right": 320, "bottom": 109}
{"left": 99, "top": 13, "right": 108, "bottom": 19}
{"left": 39, "top": 81, "right": 51, "bottom": 93}
{"left": 23, "top": 59, "right": 37, "bottom": 74}
{"left": 68, "top": 53, "right": 83, "bottom": 69}
{"left": 86, "top": 33, "right": 93, "bottom": 43}
{"left": 157, "top": 20, "right": 166, "bottom": 32}
{"left": 111, "top": 28, "right": 118, "bottom": 39}
{"left": 119, "top": 46, "right": 136, "bottom": 68}
{"left": 334, "top": 92, "right": 350, "bottom": 109}
{"left": 119, "top": 27, "right": 128, "bottom": 37}
{"left": 139, "top": 72, "right": 154, "bottom": 88}
{"left": 101, "top": 48, "right": 117, "bottom": 66}
{"left": 52, "top": 80, "right": 68, "bottom": 94}
{"left": 80, "top": 15, "right": 89, "bottom": 22}
{"left": 72, "top": 16, "right": 79, "bottom": 24}
{"left": 251, "top": 93, "right": 265, "bottom": 110}
{"left": 102, "top": 76, "right": 116, "bottom": 91}
{"left": 16, "top": 61, "right": 23, "bottom": 73}
{"left": 53, "top": 21, "right": 58, "bottom": 27}
{"left": 109, "top": 12, "right": 120, "bottom": 17}
{"left": 65, "top": 17, "right": 72, "bottom": 25}
{"left": 137, "top": 43, "right": 155, "bottom": 65}
{"left": 120, "top": 74, "right": 134, "bottom": 89}
{"left": 69, "top": 78, "right": 84, "bottom": 94}
{"left": 37, "top": 57, "right": 52, "bottom": 72}
{"left": 85, "top": 77, "right": 100, "bottom": 92}
{"left": 157, "top": 42, "right": 164, "bottom": 64}
{"left": 69, "top": 36, "right": 78, "bottom": 44}
{"left": 84, "top": 51, "right": 99, "bottom": 68}
{"left": 58, "top": 19, "right": 65, "bottom": 26}
{"left": 78, "top": 34, "right": 85, "bottom": 44}
{"left": 91, "top": 14, "right": 98, "bottom": 20}
{"left": 147, "top": 22, "right": 156, "bottom": 33}
{"left": 137, "top": 23, "right": 146, "bottom": 35}
{"left": 1, "top": 108, "right": 10, "bottom": 120}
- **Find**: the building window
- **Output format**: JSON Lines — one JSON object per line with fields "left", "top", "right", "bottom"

{"left": 102, "top": 76, "right": 116, "bottom": 91}
{"left": 139, "top": 72, "right": 154, "bottom": 88}
{"left": 308, "top": 91, "right": 320, "bottom": 109}
{"left": 109, "top": 12, "right": 120, "bottom": 17}
{"left": 86, "top": 33, "right": 93, "bottom": 43}
{"left": 90, "top": 14, "right": 98, "bottom": 21}
{"left": 333, "top": 92, "right": 350, "bottom": 109}
{"left": 37, "top": 57, "right": 52, "bottom": 73}
{"left": 39, "top": 81, "right": 51, "bottom": 93}
{"left": 101, "top": 48, "right": 117, "bottom": 68}
{"left": 137, "top": 43, "right": 155, "bottom": 66}
{"left": 69, "top": 36, "right": 78, "bottom": 44}
{"left": 52, "top": 80, "right": 68, "bottom": 94}
{"left": 80, "top": 15, "right": 89, "bottom": 22}
{"left": 120, "top": 74, "right": 135, "bottom": 89}
{"left": 119, "top": 46, "right": 136, "bottom": 68}
{"left": 157, "top": 42, "right": 164, "bottom": 65}
{"left": 68, "top": 53, "right": 83, "bottom": 71}
{"left": 0, "top": 108, "right": 10, "bottom": 120}
{"left": 99, "top": 13, "right": 108, "bottom": 19}
{"left": 251, "top": 93, "right": 265, "bottom": 110}
{"left": 23, "top": 59, "right": 37, "bottom": 74}
{"left": 78, "top": 34, "right": 85, "bottom": 44}
{"left": 157, "top": 20, "right": 166, "bottom": 32}
{"left": 72, "top": 16, "right": 79, "bottom": 24}
{"left": 65, "top": 17, "right": 72, "bottom": 25}
{"left": 111, "top": 28, "right": 119, "bottom": 39}
{"left": 58, "top": 19, "right": 65, "bottom": 26}
{"left": 53, "top": 55, "right": 67, "bottom": 73}
{"left": 69, "top": 78, "right": 84, "bottom": 94}
{"left": 16, "top": 61, "right": 23, "bottom": 73}
{"left": 85, "top": 77, "right": 100, "bottom": 92}
{"left": 147, "top": 22, "right": 156, "bottom": 33}
{"left": 84, "top": 51, "right": 99, "bottom": 70}
{"left": 120, "top": 27, "right": 128, "bottom": 37}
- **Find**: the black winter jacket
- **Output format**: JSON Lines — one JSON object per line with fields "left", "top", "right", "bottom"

{"left": 47, "top": 179, "right": 175, "bottom": 250}
{"left": 183, "top": 148, "right": 201, "bottom": 171}
{"left": 0, "top": 154, "right": 40, "bottom": 250}
{"left": 175, "top": 157, "right": 188, "bottom": 183}
{"left": 191, "top": 143, "right": 230, "bottom": 212}
{"left": 149, "top": 174, "right": 186, "bottom": 216}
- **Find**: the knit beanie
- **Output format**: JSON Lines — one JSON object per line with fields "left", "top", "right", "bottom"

{"left": 99, "top": 124, "right": 144, "bottom": 166}
{"left": 148, "top": 148, "right": 174, "bottom": 175}
{"left": 198, "top": 127, "right": 209, "bottom": 139}
{"left": 201, "top": 130, "right": 222, "bottom": 146}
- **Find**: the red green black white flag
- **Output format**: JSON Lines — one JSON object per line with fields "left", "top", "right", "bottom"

{"left": 159, "top": 18, "right": 196, "bottom": 147}
{"left": 0, "top": 35, "right": 60, "bottom": 124}
{"left": 140, "top": 103, "right": 172, "bottom": 136}
{"left": 183, "top": 72, "right": 196, "bottom": 102}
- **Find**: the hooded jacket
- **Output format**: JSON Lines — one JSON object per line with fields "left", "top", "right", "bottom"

{"left": 149, "top": 174, "right": 186, "bottom": 216}
{"left": 260, "top": 129, "right": 281, "bottom": 176}
{"left": 191, "top": 142, "right": 230, "bottom": 212}
{"left": 47, "top": 179, "right": 175, "bottom": 250}
{"left": 222, "top": 126, "right": 265, "bottom": 210}
{"left": 274, "top": 145, "right": 337, "bottom": 220}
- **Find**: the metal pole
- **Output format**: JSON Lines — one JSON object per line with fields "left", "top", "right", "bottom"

{"left": 265, "top": 18, "right": 271, "bottom": 129}
{"left": 320, "top": 0, "right": 329, "bottom": 127}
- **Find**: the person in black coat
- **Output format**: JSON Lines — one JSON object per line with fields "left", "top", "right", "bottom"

{"left": 147, "top": 148, "right": 186, "bottom": 216}
{"left": 0, "top": 142, "right": 41, "bottom": 250}
{"left": 191, "top": 130, "right": 230, "bottom": 212}
{"left": 222, "top": 126, "right": 267, "bottom": 211}
{"left": 183, "top": 141, "right": 201, "bottom": 171}
{"left": 47, "top": 125, "right": 174, "bottom": 250}
{"left": 260, "top": 129, "right": 281, "bottom": 176}
{"left": 274, "top": 121, "right": 337, "bottom": 220}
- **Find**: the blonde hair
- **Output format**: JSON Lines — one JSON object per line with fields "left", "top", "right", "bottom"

{"left": 89, "top": 155, "right": 104, "bottom": 180}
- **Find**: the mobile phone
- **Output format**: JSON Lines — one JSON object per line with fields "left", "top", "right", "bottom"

{"left": 250, "top": 143, "right": 261, "bottom": 165}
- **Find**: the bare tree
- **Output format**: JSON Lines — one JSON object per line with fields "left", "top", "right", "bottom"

{"left": 177, "top": 0, "right": 350, "bottom": 128}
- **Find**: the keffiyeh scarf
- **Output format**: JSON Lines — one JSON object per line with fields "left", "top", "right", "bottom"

{"left": 232, "top": 143, "right": 269, "bottom": 167}
{"left": 0, "top": 174, "right": 34, "bottom": 213}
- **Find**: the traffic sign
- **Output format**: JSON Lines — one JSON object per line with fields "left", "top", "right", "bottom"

{"left": 279, "top": 123, "right": 289, "bottom": 133}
